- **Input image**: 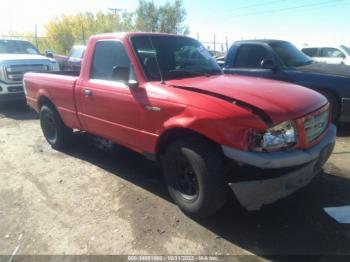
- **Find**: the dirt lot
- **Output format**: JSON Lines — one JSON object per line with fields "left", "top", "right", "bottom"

{"left": 1, "top": 104, "right": 350, "bottom": 259}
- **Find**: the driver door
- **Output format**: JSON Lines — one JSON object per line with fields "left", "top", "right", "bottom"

{"left": 76, "top": 40, "right": 146, "bottom": 149}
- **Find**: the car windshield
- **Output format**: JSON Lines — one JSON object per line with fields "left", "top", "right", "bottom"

{"left": 270, "top": 42, "right": 313, "bottom": 67}
{"left": 341, "top": 45, "right": 350, "bottom": 55}
{"left": 131, "top": 35, "right": 222, "bottom": 81}
{"left": 0, "top": 40, "right": 40, "bottom": 55}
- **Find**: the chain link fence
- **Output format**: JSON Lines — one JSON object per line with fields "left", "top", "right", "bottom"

{"left": 1, "top": 34, "right": 231, "bottom": 57}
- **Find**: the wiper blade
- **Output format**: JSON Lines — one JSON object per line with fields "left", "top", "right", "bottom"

{"left": 167, "top": 69, "right": 211, "bottom": 77}
{"left": 294, "top": 60, "right": 313, "bottom": 67}
{"left": 206, "top": 69, "right": 223, "bottom": 75}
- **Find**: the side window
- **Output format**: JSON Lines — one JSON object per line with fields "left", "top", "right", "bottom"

{"left": 91, "top": 41, "right": 130, "bottom": 81}
{"left": 131, "top": 36, "right": 160, "bottom": 80}
{"left": 302, "top": 48, "right": 318, "bottom": 57}
{"left": 234, "top": 45, "right": 272, "bottom": 68}
{"left": 321, "top": 48, "right": 345, "bottom": 58}
{"left": 70, "top": 47, "right": 85, "bottom": 59}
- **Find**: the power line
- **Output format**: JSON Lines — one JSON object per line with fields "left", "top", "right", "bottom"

{"left": 108, "top": 8, "right": 123, "bottom": 15}
{"left": 230, "top": 0, "right": 344, "bottom": 18}
{"left": 230, "top": 0, "right": 286, "bottom": 12}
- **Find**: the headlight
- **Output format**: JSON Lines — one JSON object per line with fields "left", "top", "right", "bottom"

{"left": 23, "top": 80, "right": 27, "bottom": 96}
{"left": 249, "top": 121, "right": 297, "bottom": 152}
{"left": 0, "top": 65, "right": 5, "bottom": 81}
{"left": 51, "top": 61, "right": 60, "bottom": 71}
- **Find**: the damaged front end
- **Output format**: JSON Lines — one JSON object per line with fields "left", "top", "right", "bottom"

{"left": 222, "top": 108, "right": 336, "bottom": 211}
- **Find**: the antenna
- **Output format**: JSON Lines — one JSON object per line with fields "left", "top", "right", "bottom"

{"left": 148, "top": 36, "right": 166, "bottom": 84}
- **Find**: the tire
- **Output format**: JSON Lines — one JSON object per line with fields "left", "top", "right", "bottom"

{"left": 318, "top": 91, "right": 340, "bottom": 123}
{"left": 161, "top": 137, "right": 227, "bottom": 218}
{"left": 40, "top": 105, "right": 72, "bottom": 149}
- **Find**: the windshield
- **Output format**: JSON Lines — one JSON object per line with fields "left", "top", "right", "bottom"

{"left": 341, "top": 45, "right": 350, "bottom": 55}
{"left": 0, "top": 40, "right": 40, "bottom": 55}
{"left": 131, "top": 35, "right": 222, "bottom": 81}
{"left": 270, "top": 42, "right": 313, "bottom": 67}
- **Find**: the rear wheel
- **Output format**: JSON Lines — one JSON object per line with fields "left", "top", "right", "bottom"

{"left": 40, "top": 105, "right": 72, "bottom": 149}
{"left": 161, "top": 137, "right": 227, "bottom": 218}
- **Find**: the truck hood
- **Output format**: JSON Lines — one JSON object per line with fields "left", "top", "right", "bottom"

{"left": 0, "top": 54, "right": 55, "bottom": 63}
{"left": 297, "top": 62, "right": 350, "bottom": 78}
{"left": 167, "top": 74, "right": 327, "bottom": 125}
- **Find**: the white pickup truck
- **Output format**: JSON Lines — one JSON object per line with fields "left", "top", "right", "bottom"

{"left": 0, "top": 39, "right": 59, "bottom": 103}
{"left": 301, "top": 45, "right": 350, "bottom": 66}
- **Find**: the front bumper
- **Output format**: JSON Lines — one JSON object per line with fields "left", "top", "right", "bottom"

{"left": 0, "top": 82, "right": 25, "bottom": 103}
{"left": 222, "top": 124, "right": 336, "bottom": 211}
{"left": 0, "top": 92, "right": 25, "bottom": 103}
{"left": 339, "top": 98, "right": 350, "bottom": 123}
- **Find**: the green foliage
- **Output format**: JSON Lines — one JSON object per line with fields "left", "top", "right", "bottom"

{"left": 158, "top": 0, "right": 189, "bottom": 35}
{"left": 135, "top": 0, "right": 159, "bottom": 32}
{"left": 25, "top": 0, "right": 188, "bottom": 54}
{"left": 135, "top": 0, "right": 188, "bottom": 34}
{"left": 44, "top": 12, "right": 127, "bottom": 54}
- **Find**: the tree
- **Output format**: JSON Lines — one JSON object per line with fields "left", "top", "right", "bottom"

{"left": 45, "top": 15, "right": 76, "bottom": 54}
{"left": 135, "top": 0, "right": 159, "bottom": 32}
{"left": 135, "top": 0, "right": 189, "bottom": 34}
{"left": 44, "top": 12, "right": 134, "bottom": 54}
{"left": 158, "top": 0, "right": 189, "bottom": 35}
{"left": 26, "top": 0, "right": 189, "bottom": 54}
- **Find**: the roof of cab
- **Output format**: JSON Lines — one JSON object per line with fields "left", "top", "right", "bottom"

{"left": 234, "top": 39, "right": 290, "bottom": 45}
{"left": 89, "top": 32, "right": 185, "bottom": 41}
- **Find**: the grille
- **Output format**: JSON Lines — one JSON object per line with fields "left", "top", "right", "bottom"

{"left": 8, "top": 86, "right": 23, "bottom": 93}
{"left": 304, "top": 108, "right": 329, "bottom": 143}
{"left": 5, "top": 64, "right": 48, "bottom": 82}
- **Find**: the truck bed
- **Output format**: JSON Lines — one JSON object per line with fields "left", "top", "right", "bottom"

{"left": 24, "top": 72, "right": 82, "bottom": 129}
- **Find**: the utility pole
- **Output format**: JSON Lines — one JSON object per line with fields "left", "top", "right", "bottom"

{"left": 35, "top": 24, "right": 38, "bottom": 49}
{"left": 213, "top": 34, "right": 216, "bottom": 52}
{"left": 108, "top": 8, "right": 123, "bottom": 32}
{"left": 81, "top": 24, "right": 86, "bottom": 44}
{"left": 108, "top": 8, "right": 123, "bottom": 15}
{"left": 225, "top": 36, "right": 229, "bottom": 52}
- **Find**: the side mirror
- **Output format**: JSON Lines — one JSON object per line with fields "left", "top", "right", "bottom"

{"left": 112, "top": 65, "right": 139, "bottom": 88}
{"left": 45, "top": 50, "right": 54, "bottom": 58}
{"left": 261, "top": 59, "right": 277, "bottom": 71}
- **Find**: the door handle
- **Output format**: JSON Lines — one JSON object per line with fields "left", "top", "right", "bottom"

{"left": 83, "top": 89, "right": 92, "bottom": 97}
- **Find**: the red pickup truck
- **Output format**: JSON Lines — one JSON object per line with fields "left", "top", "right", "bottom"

{"left": 24, "top": 33, "right": 336, "bottom": 218}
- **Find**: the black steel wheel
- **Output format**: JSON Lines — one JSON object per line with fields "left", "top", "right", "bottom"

{"left": 162, "top": 137, "right": 227, "bottom": 218}
{"left": 40, "top": 105, "right": 72, "bottom": 149}
{"left": 41, "top": 108, "right": 58, "bottom": 142}
{"left": 176, "top": 155, "right": 199, "bottom": 201}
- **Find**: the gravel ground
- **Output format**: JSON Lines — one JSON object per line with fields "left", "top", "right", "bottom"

{"left": 0, "top": 105, "right": 350, "bottom": 260}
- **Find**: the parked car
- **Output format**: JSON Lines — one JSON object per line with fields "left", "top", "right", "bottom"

{"left": 24, "top": 33, "right": 336, "bottom": 217}
{"left": 216, "top": 54, "right": 226, "bottom": 68}
{"left": 223, "top": 40, "right": 350, "bottom": 122}
{"left": 301, "top": 45, "right": 350, "bottom": 66}
{"left": 0, "top": 39, "right": 59, "bottom": 103}
{"left": 54, "top": 45, "right": 85, "bottom": 71}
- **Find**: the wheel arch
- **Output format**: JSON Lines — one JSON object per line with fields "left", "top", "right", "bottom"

{"left": 313, "top": 87, "right": 341, "bottom": 103}
{"left": 38, "top": 96, "right": 65, "bottom": 123}
{"left": 155, "top": 127, "right": 223, "bottom": 161}
{"left": 38, "top": 96, "right": 56, "bottom": 109}
{"left": 312, "top": 87, "right": 341, "bottom": 121}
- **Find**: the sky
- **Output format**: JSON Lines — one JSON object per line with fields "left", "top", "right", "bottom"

{"left": 1, "top": 0, "right": 349, "bottom": 48}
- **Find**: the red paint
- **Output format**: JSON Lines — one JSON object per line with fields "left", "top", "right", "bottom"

{"left": 24, "top": 33, "right": 328, "bottom": 155}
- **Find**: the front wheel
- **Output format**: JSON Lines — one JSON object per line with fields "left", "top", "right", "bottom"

{"left": 40, "top": 105, "right": 72, "bottom": 149}
{"left": 161, "top": 137, "right": 227, "bottom": 218}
